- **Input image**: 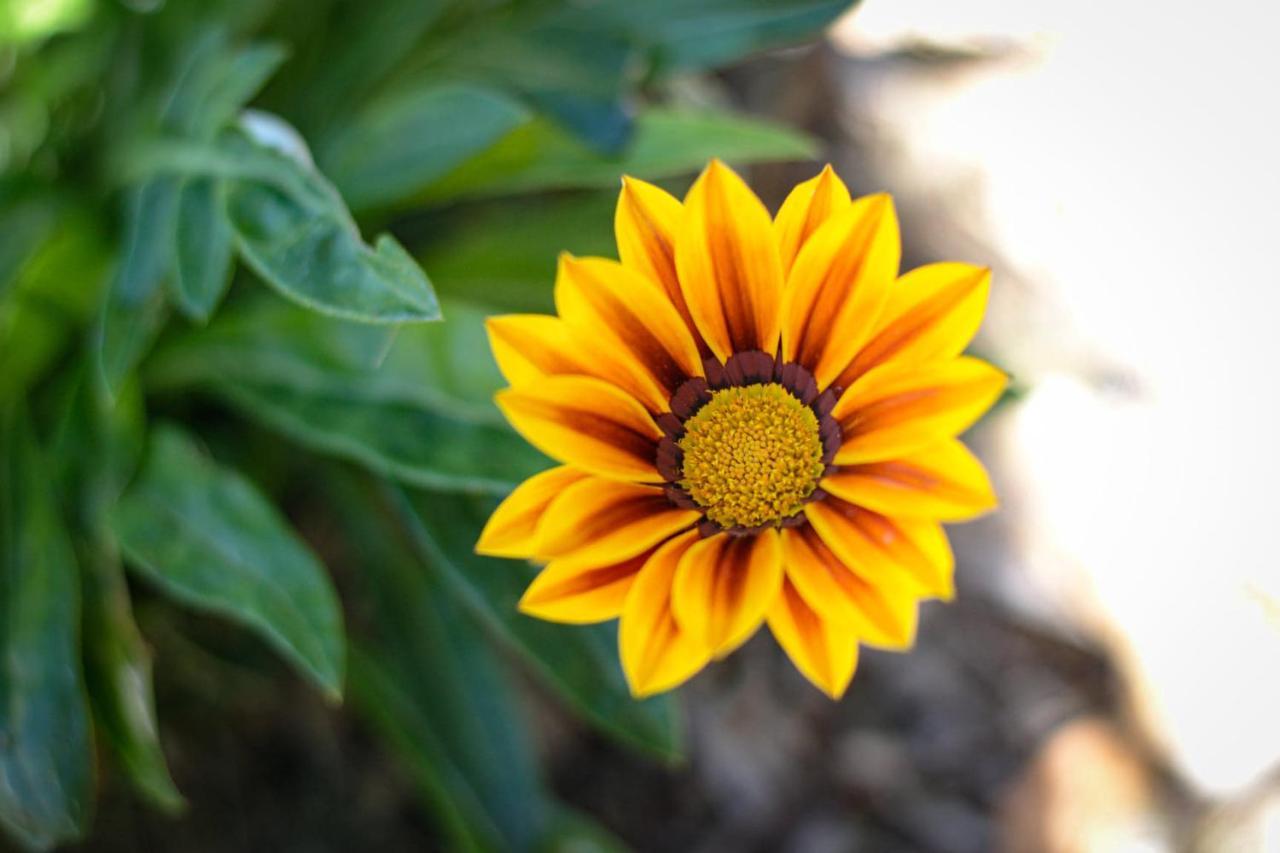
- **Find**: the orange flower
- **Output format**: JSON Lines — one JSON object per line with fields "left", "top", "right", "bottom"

{"left": 477, "top": 161, "right": 1005, "bottom": 698}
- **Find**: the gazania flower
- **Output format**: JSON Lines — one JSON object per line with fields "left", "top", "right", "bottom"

{"left": 476, "top": 160, "right": 1005, "bottom": 699}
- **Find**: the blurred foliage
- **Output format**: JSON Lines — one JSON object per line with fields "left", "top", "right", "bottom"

{"left": 0, "top": 0, "right": 851, "bottom": 848}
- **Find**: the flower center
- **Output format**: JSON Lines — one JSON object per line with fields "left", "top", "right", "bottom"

{"left": 677, "top": 383, "right": 826, "bottom": 530}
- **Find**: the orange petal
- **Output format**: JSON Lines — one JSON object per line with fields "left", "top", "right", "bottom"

{"left": 840, "top": 263, "right": 992, "bottom": 384}
{"left": 496, "top": 376, "right": 663, "bottom": 482}
{"left": 671, "top": 529, "right": 783, "bottom": 657}
{"left": 619, "top": 531, "right": 710, "bottom": 697}
{"left": 476, "top": 466, "right": 590, "bottom": 558}
{"left": 805, "top": 496, "right": 955, "bottom": 600}
{"left": 780, "top": 525, "right": 918, "bottom": 649}
{"left": 486, "top": 314, "right": 585, "bottom": 387}
{"left": 519, "top": 547, "right": 652, "bottom": 624}
{"left": 615, "top": 176, "right": 700, "bottom": 341}
{"left": 535, "top": 477, "right": 699, "bottom": 567}
{"left": 780, "top": 194, "right": 900, "bottom": 388}
{"left": 832, "top": 356, "right": 1007, "bottom": 464}
{"left": 823, "top": 439, "right": 997, "bottom": 521}
{"left": 773, "top": 165, "right": 853, "bottom": 276}
{"left": 676, "top": 159, "right": 784, "bottom": 361}
{"left": 767, "top": 578, "right": 860, "bottom": 698}
{"left": 555, "top": 254, "right": 703, "bottom": 412}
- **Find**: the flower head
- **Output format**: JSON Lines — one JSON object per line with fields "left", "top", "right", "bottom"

{"left": 477, "top": 160, "right": 1005, "bottom": 699}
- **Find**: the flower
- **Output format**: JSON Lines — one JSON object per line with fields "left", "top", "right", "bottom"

{"left": 476, "top": 160, "right": 1006, "bottom": 699}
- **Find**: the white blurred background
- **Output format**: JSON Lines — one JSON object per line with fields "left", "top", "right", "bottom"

{"left": 822, "top": 1, "right": 1280, "bottom": 849}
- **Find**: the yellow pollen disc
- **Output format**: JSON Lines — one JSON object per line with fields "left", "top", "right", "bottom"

{"left": 678, "top": 383, "right": 825, "bottom": 529}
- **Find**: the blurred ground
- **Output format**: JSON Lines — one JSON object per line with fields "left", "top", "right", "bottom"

{"left": 45, "top": 2, "right": 1280, "bottom": 851}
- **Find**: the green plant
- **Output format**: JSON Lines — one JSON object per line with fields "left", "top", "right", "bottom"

{"left": 0, "top": 0, "right": 853, "bottom": 848}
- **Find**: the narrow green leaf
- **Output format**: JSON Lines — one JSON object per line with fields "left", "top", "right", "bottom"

{"left": 0, "top": 404, "right": 93, "bottom": 850}
{"left": 48, "top": 374, "right": 182, "bottom": 813}
{"left": 170, "top": 176, "right": 233, "bottom": 323}
{"left": 213, "top": 381, "right": 546, "bottom": 496}
{"left": 108, "top": 425, "right": 345, "bottom": 699}
{"left": 80, "top": 548, "right": 184, "bottom": 813}
{"left": 96, "top": 178, "right": 177, "bottom": 395}
{"left": 321, "top": 82, "right": 530, "bottom": 212}
{"left": 388, "top": 486, "right": 683, "bottom": 761}
{"left": 423, "top": 108, "right": 817, "bottom": 202}
{"left": 338, "top": 479, "right": 548, "bottom": 851}
{"left": 146, "top": 295, "right": 545, "bottom": 493}
{"left": 193, "top": 42, "right": 288, "bottom": 138}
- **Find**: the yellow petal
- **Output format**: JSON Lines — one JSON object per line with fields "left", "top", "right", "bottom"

{"left": 615, "top": 176, "right": 700, "bottom": 341}
{"left": 475, "top": 466, "right": 590, "bottom": 558}
{"left": 519, "top": 547, "right": 652, "bottom": 624}
{"left": 535, "top": 477, "right": 699, "bottom": 567}
{"left": 805, "top": 496, "right": 955, "bottom": 600}
{"left": 780, "top": 194, "right": 900, "bottom": 388}
{"left": 676, "top": 159, "right": 784, "bottom": 361}
{"left": 823, "top": 439, "right": 997, "bottom": 521}
{"left": 840, "top": 263, "right": 992, "bottom": 384}
{"left": 619, "top": 531, "right": 710, "bottom": 697}
{"left": 773, "top": 164, "right": 853, "bottom": 276}
{"left": 671, "top": 529, "right": 783, "bottom": 658}
{"left": 832, "top": 356, "right": 1007, "bottom": 465}
{"left": 495, "top": 376, "right": 663, "bottom": 482}
{"left": 780, "top": 525, "right": 918, "bottom": 649}
{"left": 767, "top": 578, "right": 860, "bottom": 699}
{"left": 555, "top": 254, "right": 703, "bottom": 412}
{"left": 486, "top": 314, "right": 585, "bottom": 387}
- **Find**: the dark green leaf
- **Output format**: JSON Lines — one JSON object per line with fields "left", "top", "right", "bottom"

{"left": 388, "top": 486, "right": 683, "bottom": 761}
{"left": 96, "top": 178, "right": 178, "bottom": 396}
{"left": 108, "top": 425, "right": 345, "bottom": 698}
{"left": 606, "top": 0, "right": 856, "bottom": 72}
{"left": 338, "top": 477, "right": 548, "bottom": 851}
{"left": 221, "top": 124, "right": 441, "bottom": 324}
{"left": 432, "top": 7, "right": 634, "bottom": 152}
{"left": 147, "top": 295, "right": 543, "bottom": 493}
{"left": 0, "top": 404, "right": 93, "bottom": 850}
{"left": 417, "top": 193, "right": 616, "bottom": 314}
{"left": 423, "top": 108, "right": 817, "bottom": 202}
{"left": 193, "top": 43, "right": 288, "bottom": 138}
{"left": 213, "top": 381, "right": 546, "bottom": 495}
{"left": 170, "top": 176, "right": 233, "bottom": 323}
{"left": 321, "top": 82, "right": 529, "bottom": 212}
{"left": 161, "top": 31, "right": 287, "bottom": 139}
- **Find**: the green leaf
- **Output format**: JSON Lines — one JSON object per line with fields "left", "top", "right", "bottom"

{"left": 147, "top": 295, "right": 545, "bottom": 493}
{"left": 80, "top": 547, "right": 184, "bottom": 813}
{"left": 96, "top": 178, "right": 177, "bottom": 396}
{"left": 429, "top": 7, "right": 634, "bottom": 153}
{"left": 0, "top": 203, "right": 110, "bottom": 401}
{"left": 214, "top": 381, "right": 546, "bottom": 496}
{"left": 423, "top": 108, "right": 817, "bottom": 202}
{"left": 221, "top": 123, "right": 441, "bottom": 324}
{"left": 192, "top": 43, "right": 288, "bottom": 138}
{"left": 108, "top": 425, "right": 345, "bottom": 699}
{"left": 162, "top": 31, "right": 287, "bottom": 139}
{"left": 0, "top": 404, "right": 92, "bottom": 850}
{"left": 417, "top": 193, "right": 616, "bottom": 314}
{"left": 47, "top": 373, "right": 182, "bottom": 812}
{"left": 605, "top": 0, "right": 857, "bottom": 72}
{"left": 338, "top": 477, "right": 549, "bottom": 851}
{"left": 388, "top": 485, "right": 683, "bottom": 761}
{"left": 170, "top": 176, "right": 233, "bottom": 322}
{"left": 320, "top": 82, "right": 529, "bottom": 212}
